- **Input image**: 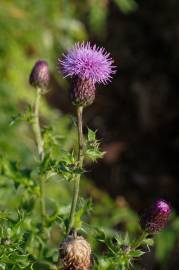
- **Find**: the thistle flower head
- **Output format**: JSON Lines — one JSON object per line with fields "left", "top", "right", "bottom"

{"left": 141, "top": 199, "right": 171, "bottom": 233}
{"left": 58, "top": 42, "right": 116, "bottom": 107}
{"left": 29, "top": 60, "right": 50, "bottom": 92}
{"left": 59, "top": 42, "right": 116, "bottom": 84}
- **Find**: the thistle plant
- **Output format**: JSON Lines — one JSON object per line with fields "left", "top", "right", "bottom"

{"left": 93, "top": 199, "right": 171, "bottom": 270}
{"left": 29, "top": 60, "right": 50, "bottom": 222}
{"left": 0, "top": 41, "right": 174, "bottom": 270}
{"left": 57, "top": 43, "right": 173, "bottom": 270}
{"left": 58, "top": 42, "right": 116, "bottom": 269}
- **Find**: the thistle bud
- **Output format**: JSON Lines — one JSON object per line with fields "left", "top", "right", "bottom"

{"left": 59, "top": 234, "right": 92, "bottom": 270}
{"left": 140, "top": 199, "right": 171, "bottom": 233}
{"left": 29, "top": 60, "right": 50, "bottom": 92}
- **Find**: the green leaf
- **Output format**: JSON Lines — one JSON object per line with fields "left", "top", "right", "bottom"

{"left": 129, "top": 249, "right": 145, "bottom": 257}
{"left": 10, "top": 106, "right": 34, "bottom": 126}
{"left": 85, "top": 129, "right": 105, "bottom": 162}
{"left": 87, "top": 128, "right": 97, "bottom": 142}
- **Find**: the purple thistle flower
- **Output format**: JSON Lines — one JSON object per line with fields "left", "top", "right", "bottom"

{"left": 140, "top": 199, "right": 171, "bottom": 233}
{"left": 59, "top": 42, "right": 116, "bottom": 84}
{"left": 58, "top": 42, "right": 116, "bottom": 107}
{"left": 29, "top": 60, "right": 50, "bottom": 92}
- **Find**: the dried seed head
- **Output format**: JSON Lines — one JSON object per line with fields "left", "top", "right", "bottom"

{"left": 29, "top": 60, "right": 50, "bottom": 92}
{"left": 59, "top": 235, "right": 92, "bottom": 270}
{"left": 140, "top": 199, "right": 171, "bottom": 233}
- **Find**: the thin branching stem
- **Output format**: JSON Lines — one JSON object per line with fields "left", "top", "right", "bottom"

{"left": 132, "top": 231, "right": 148, "bottom": 249}
{"left": 67, "top": 106, "right": 84, "bottom": 234}
{"left": 33, "top": 87, "right": 46, "bottom": 222}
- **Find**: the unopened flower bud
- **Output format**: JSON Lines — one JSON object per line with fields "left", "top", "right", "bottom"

{"left": 140, "top": 199, "right": 171, "bottom": 233}
{"left": 29, "top": 60, "right": 49, "bottom": 92}
{"left": 59, "top": 234, "right": 92, "bottom": 270}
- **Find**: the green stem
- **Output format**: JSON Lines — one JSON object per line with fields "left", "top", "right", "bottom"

{"left": 67, "top": 106, "right": 84, "bottom": 234}
{"left": 39, "top": 175, "right": 46, "bottom": 221}
{"left": 33, "top": 87, "right": 46, "bottom": 222}
{"left": 34, "top": 88, "right": 44, "bottom": 161}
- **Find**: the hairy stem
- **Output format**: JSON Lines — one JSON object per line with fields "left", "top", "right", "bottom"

{"left": 67, "top": 106, "right": 84, "bottom": 234}
{"left": 39, "top": 175, "right": 46, "bottom": 221}
{"left": 34, "top": 88, "right": 44, "bottom": 161}
{"left": 33, "top": 87, "right": 46, "bottom": 221}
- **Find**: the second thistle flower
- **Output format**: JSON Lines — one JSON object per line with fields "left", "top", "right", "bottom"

{"left": 59, "top": 42, "right": 116, "bottom": 107}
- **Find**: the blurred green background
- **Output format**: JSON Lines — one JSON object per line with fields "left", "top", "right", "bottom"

{"left": 0, "top": 0, "right": 179, "bottom": 269}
